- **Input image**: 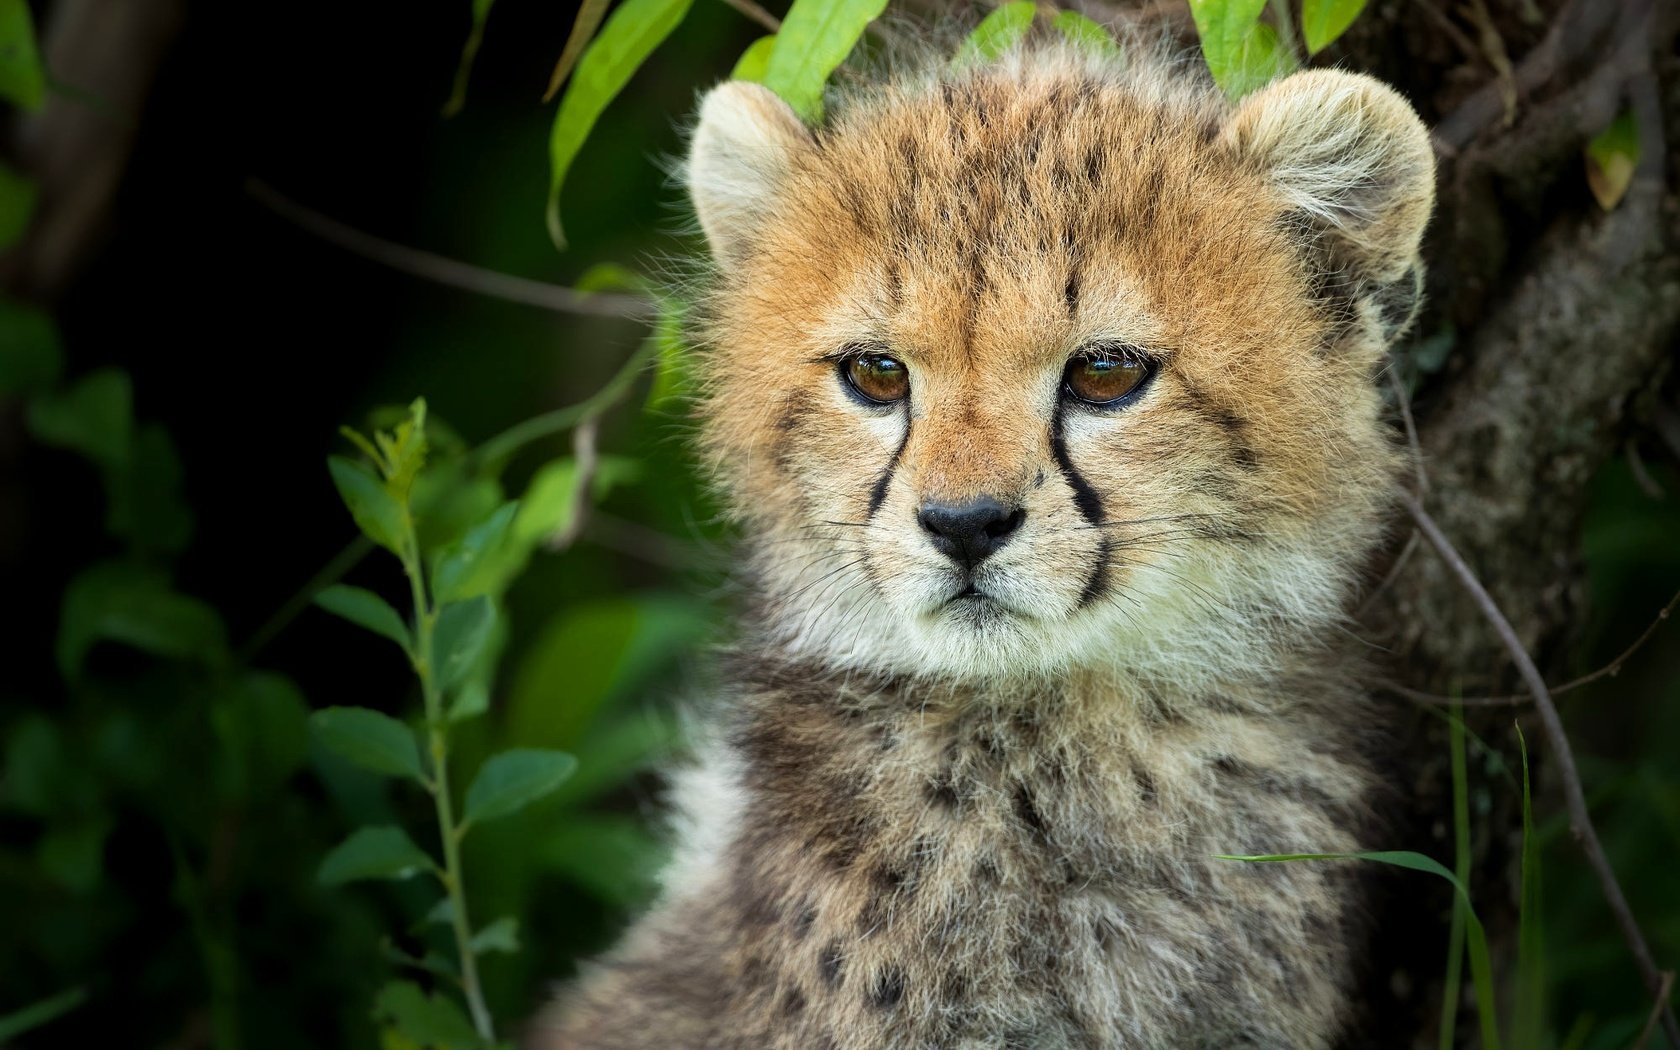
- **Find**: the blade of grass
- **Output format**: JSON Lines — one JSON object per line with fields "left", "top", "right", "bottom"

{"left": 1219, "top": 848, "right": 1501, "bottom": 1050}
{"left": 1439, "top": 700, "right": 1470, "bottom": 1050}
{"left": 1513, "top": 723, "right": 1547, "bottom": 1047}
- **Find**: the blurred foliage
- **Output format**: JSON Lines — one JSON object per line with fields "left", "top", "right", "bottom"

{"left": 0, "top": 1, "right": 1676, "bottom": 1048}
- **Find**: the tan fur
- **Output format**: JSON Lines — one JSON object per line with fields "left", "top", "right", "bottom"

{"left": 531, "top": 38, "right": 1433, "bottom": 1050}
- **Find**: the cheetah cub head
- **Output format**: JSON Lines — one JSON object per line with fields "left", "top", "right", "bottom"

{"left": 687, "top": 54, "right": 1433, "bottom": 684}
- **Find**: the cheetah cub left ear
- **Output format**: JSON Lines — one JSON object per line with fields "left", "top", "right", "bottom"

{"left": 687, "top": 81, "right": 814, "bottom": 269}
{"left": 1223, "top": 69, "right": 1436, "bottom": 337}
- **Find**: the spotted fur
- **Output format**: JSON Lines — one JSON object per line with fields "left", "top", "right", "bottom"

{"left": 532, "top": 35, "right": 1434, "bottom": 1050}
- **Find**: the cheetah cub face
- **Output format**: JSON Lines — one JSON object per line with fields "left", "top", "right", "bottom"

{"left": 689, "top": 54, "right": 1433, "bottom": 683}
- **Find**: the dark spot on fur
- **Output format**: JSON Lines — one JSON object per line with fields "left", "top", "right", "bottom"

{"left": 1014, "top": 783, "right": 1050, "bottom": 845}
{"left": 974, "top": 854, "right": 1002, "bottom": 884}
{"left": 793, "top": 903, "right": 818, "bottom": 941}
{"left": 819, "top": 941, "right": 845, "bottom": 987}
{"left": 781, "top": 987, "right": 806, "bottom": 1016}
{"left": 870, "top": 966, "right": 906, "bottom": 1009}
{"left": 1064, "top": 267, "right": 1081, "bottom": 316}
{"left": 1035, "top": 469, "right": 1046, "bottom": 488}
{"left": 1133, "top": 764, "right": 1158, "bottom": 804}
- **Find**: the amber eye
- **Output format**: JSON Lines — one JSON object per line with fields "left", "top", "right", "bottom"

{"left": 1063, "top": 348, "right": 1153, "bottom": 407}
{"left": 841, "top": 351, "right": 911, "bottom": 405}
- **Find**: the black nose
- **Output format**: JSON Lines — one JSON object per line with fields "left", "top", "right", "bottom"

{"left": 917, "top": 497, "right": 1025, "bottom": 566}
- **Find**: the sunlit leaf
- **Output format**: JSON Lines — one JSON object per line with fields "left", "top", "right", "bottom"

{"left": 469, "top": 916, "right": 520, "bottom": 955}
{"left": 0, "top": 987, "right": 88, "bottom": 1044}
{"left": 310, "top": 707, "right": 424, "bottom": 782}
{"left": 433, "top": 501, "right": 519, "bottom": 603}
{"left": 462, "top": 748, "right": 577, "bottom": 826}
{"left": 0, "top": 0, "right": 45, "bottom": 110}
{"left": 763, "top": 0, "right": 888, "bottom": 122}
{"left": 573, "top": 260, "right": 646, "bottom": 293}
{"left": 318, "top": 826, "right": 435, "bottom": 885}
{"left": 546, "top": 0, "right": 694, "bottom": 248}
{"left": 372, "top": 982, "right": 479, "bottom": 1050}
{"left": 433, "top": 596, "right": 496, "bottom": 689}
{"left": 544, "top": 0, "right": 611, "bottom": 101}
{"left": 0, "top": 158, "right": 36, "bottom": 248}
{"left": 56, "top": 561, "right": 227, "bottom": 679}
{"left": 315, "top": 584, "right": 413, "bottom": 653}
{"left": 0, "top": 297, "right": 61, "bottom": 397}
{"left": 442, "top": 0, "right": 498, "bottom": 118}
{"left": 731, "top": 35, "right": 777, "bottom": 82}
{"left": 644, "top": 298, "right": 688, "bottom": 409}
{"left": 26, "top": 368, "right": 132, "bottom": 472}
{"left": 374, "top": 398, "right": 429, "bottom": 503}
{"left": 1188, "top": 0, "right": 1296, "bottom": 98}
{"left": 954, "top": 2, "right": 1035, "bottom": 67}
{"left": 328, "top": 455, "right": 407, "bottom": 555}
{"left": 1585, "top": 110, "right": 1640, "bottom": 211}
{"left": 1052, "top": 11, "right": 1121, "bottom": 56}
{"left": 1300, "top": 0, "right": 1366, "bottom": 54}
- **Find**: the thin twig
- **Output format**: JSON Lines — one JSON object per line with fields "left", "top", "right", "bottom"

{"left": 1356, "top": 528, "right": 1421, "bottom": 618}
{"left": 1402, "top": 492, "right": 1680, "bottom": 1048}
{"left": 1383, "top": 586, "right": 1680, "bottom": 708}
{"left": 1389, "top": 369, "right": 1429, "bottom": 493}
{"left": 717, "top": 0, "right": 781, "bottom": 33}
{"left": 1625, "top": 440, "right": 1665, "bottom": 499}
{"left": 1413, "top": 0, "right": 1483, "bottom": 65}
{"left": 1656, "top": 404, "right": 1680, "bottom": 466}
{"left": 244, "top": 180, "right": 657, "bottom": 320}
{"left": 1633, "top": 971, "right": 1677, "bottom": 1050}
{"left": 546, "top": 418, "right": 600, "bottom": 550}
{"left": 583, "top": 509, "right": 708, "bottom": 571}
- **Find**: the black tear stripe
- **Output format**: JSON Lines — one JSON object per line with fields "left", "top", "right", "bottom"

{"left": 866, "top": 417, "right": 912, "bottom": 519}
{"left": 1077, "top": 538, "right": 1112, "bottom": 608}
{"left": 1050, "top": 406, "right": 1105, "bottom": 525}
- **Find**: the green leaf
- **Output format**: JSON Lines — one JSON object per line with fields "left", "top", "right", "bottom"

{"left": 763, "top": 0, "right": 889, "bottom": 122}
{"left": 372, "top": 982, "right": 479, "bottom": 1050}
{"left": 1300, "top": 0, "right": 1365, "bottom": 54}
{"left": 538, "top": 813, "right": 667, "bottom": 909}
{"left": 0, "top": 0, "right": 45, "bottom": 110}
{"left": 469, "top": 916, "right": 520, "bottom": 955}
{"left": 210, "top": 672, "right": 311, "bottom": 800}
{"left": 644, "top": 298, "right": 689, "bottom": 409}
{"left": 328, "top": 455, "right": 408, "bottom": 555}
{"left": 573, "top": 260, "right": 647, "bottom": 293}
{"left": 448, "top": 679, "right": 490, "bottom": 723}
{"left": 546, "top": 0, "right": 694, "bottom": 247}
{"left": 36, "top": 816, "right": 110, "bottom": 893}
{"left": 507, "top": 594, "right": 711, "bottom": 749}
{"left": 433, "top": 501, "right": 519, "bottom": 603}
{"left": 26, "top": 367, "right": 132, "bottom": 472}
{"left": 442, "top": 0, "right": 498, "bottom": 118}
{"left": 315, "top": 584, "right": 412, "bottom": 653}
{"left": 433, "top": 596, "right": 496, "bottom": 690}
{"left": 106, "top": 423, "right": 194, "bottom": 555}
{"left": 0, "top": 158, "right": 36, "bottom": 248}
{"left": 310, "top": 707, "right": 424, "bottom": 782}
{"left": 731, "top": 35, "right": 777, "bottom": 82}
{"left": 954, "top": 2, "right": 1036, "bottom": 67}
{"left": 318, "top": 826, "right": 435, "bottom": 885}
{"left": 1188, "top": 0, "right": 1293, "bottom": 98}
{"left": 1585, "top": 109, "right": 1640, "bottom": 211}
{"left": 462, "top": 748, "right": 578, "bottom": 826}
{"left": 549, "top": 710, "right": 682, "bottom": 809}
{"left": 543, "top": 0, "right": 612, "bottom": 101}
{"left": 56, "top": 561, "right": 227, "bottom": 679}
{"left": 0, "top": 987, "right": 88, "bottom": 1044}
{"left": 1052, "top": 11, "right": 1121, "bottom": 56}
{"left": 373, "top": 398, "right": 429, "bottom": 501}
{"left": 0, "top": 297, "right": 62, "bottom": 397}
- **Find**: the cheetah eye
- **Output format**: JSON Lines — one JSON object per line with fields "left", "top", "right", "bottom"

{"left": 840, "top": 349, "right": 910, "bottom": 405}
{"left": 1063, "top": 346, "right": 1155, "bottom": 408}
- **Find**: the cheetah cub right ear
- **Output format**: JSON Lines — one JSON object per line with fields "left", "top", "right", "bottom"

{"left": 1224, "top": 70, "right": 1435, "bottom": 335}
{"left": 687, "top": 81, "right": 814, "bottom": 270}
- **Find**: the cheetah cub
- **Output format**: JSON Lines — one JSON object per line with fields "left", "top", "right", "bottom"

{"left": 535, "top": 40, "right": 1434, "bottom": 1050}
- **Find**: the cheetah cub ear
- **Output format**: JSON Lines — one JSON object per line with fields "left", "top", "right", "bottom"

{"left": 687, "top": 81, "right": 814, "bottom": 268}
{"left": 1224, "top": 69, "right": 1435, "bottom": 316}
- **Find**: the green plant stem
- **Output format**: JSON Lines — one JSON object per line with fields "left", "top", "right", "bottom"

{"left": 402, "top": 536, "right": 495, "bottom": 1043}
{"left": 1438, "top": 702, "right": 1470, "bottom": 1050}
